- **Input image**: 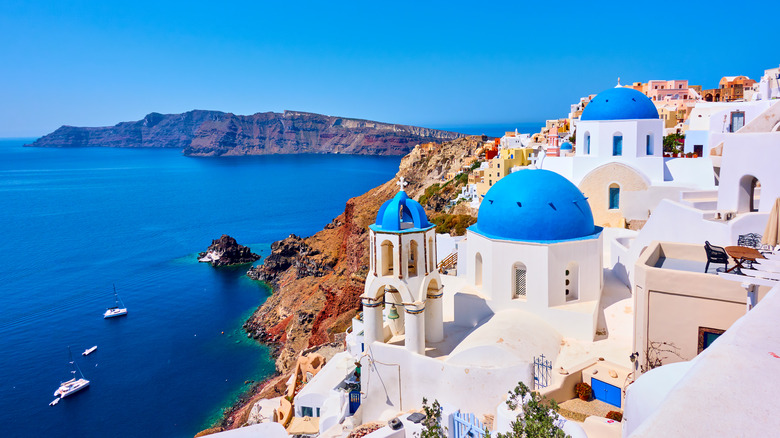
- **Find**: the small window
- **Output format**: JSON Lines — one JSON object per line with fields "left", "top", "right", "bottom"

{"left": 513, "top": 263, "right": 527, "bottom": 299}
{"left": 301, "top": 406, "right": 313, "bottom": 417}
{"left": 646, "top": 134, "right": 653, "bottom": 155}
{"left": 612, "top": 135, "right": 623, "bottom": 156}
{"left": 698, "top": 327, "right": 725, "bottom": 353}
{"left": 585, "top": 133, "right": 591, "bottom": 154}
{"left": 609, "top": 185, "right": 620, "bottom": 210}
{"left": 694, "top": 145, "right": 703, "bottom": 157}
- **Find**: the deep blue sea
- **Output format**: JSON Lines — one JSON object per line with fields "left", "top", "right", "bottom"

{"left": 0, "top": 139, "right": 401, "bottom": 437}
{"left": 431, "top": 122, "right": 545, "bottom": 139}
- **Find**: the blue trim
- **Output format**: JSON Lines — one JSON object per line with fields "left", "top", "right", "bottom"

{"left": 469, "top": 225, "right": 603, "bottom": 244}
{"left": 370, "top": 224, "right": 435, "bottom": 234}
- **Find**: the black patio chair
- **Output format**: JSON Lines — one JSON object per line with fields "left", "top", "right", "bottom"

{"left": 704, "top": 241, "right": 729, "bottom": 273}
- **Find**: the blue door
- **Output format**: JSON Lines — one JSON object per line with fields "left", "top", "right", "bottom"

{"left": 591, "top": 379, "right": 621, "bottom": 408}
{"left": 349, "top": 389, "right": 361, "bottom": 414}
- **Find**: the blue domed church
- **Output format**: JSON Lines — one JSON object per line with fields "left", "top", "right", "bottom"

{"left": 466, "top": 168, "right": 604, "bottom": 338}
{"left": 542, "top": 86, "right": 715, "bottom": 228}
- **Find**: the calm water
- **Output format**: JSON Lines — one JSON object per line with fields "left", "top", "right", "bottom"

{"left": 0, "top": 139, "right": 401, "bottom": 437}
{"left": 431, "top": 122, "right": 545, "bottom": 139}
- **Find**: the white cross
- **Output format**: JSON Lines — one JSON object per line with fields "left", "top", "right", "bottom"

{"left": 397, "top": 177, "right": 408, "bottom": 190}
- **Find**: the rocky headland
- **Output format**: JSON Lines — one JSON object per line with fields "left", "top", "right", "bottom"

{"left": 198, "top": 234, "right": 260, "bottom": 267}
{"left": 25, "top": 110, "right": 464, "bottom": 157}
{"left": 207, "top": 136, "right": 485, "bottom": 434}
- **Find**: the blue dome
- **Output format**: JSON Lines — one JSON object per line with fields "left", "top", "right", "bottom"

{"left": 560, "top": 142, "right": 573, "bottom": 150}
{"left": 471, "top": 169, "right": 599, "bottom": 242}
{"left": 371, "top": 190, "right": 432, "bottom": 233}
{"left": 581, "top": 87, "right": 659, "bottom": 121}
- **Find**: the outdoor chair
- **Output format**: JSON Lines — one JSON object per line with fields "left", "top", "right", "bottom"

{"left": 738, "top": 233, "right": 763, "bottom": 248}
{"left": 704, "top": 241, "right": 729, "bottom": 273}
{"left": 738, "top": 233, "right": 767, "bottom": 267}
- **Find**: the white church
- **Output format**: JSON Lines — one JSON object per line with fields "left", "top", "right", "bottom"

{"left": 351, "top": 169, "right": 629, "bottom": 433}
{"left": 542, "top": 86, "right": 715, "bottom": 227}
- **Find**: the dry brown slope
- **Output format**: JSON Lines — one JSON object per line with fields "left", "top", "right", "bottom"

{"left": 243, "top": 135, "right": 485, "bottom": 374}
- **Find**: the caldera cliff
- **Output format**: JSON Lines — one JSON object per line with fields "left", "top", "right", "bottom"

{"left": 25, "top": 110, "right": 464, "bottom": 157}
{"left": 210, "top": 136, "right": 484, "bottom": 432}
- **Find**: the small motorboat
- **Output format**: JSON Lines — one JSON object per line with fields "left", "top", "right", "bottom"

{"left": 82, "top": 346, "right": 97, "bottom": 356}
{"left": 104, "top": 284, "right": 128, "bottom": 319}
{"left": 49, "top": 398, "right": 60, "bottom": 406}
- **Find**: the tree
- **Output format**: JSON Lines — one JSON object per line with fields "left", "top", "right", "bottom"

{"left": 663, "top": 133, "right": 685, "bottom": 154}
{"left": 417, "top": 398, "right": 447, "bottom": 438}
{"left": 490, "top": 382, "right": 569, "bottom": 438}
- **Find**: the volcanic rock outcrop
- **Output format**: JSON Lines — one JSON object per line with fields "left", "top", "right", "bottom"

{"left": 198, "top": 235, "right": 260, "bottom": 267}
{"left": 25, "top": 110, "right": 464, "bottom": 157}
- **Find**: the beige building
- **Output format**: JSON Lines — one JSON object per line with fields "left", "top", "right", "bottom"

{"left": 632, "top": 241, "right": 771, "bottom": 374}
{"left": 474, "top": 148, "right": 531, "bottom": 197}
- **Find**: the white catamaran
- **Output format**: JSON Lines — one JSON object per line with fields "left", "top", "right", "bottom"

{"left": 103, "top": 284, "right": 127, "bottom": 319}
{"left": 54, "top": 347, "right": 90, "bottom": 398}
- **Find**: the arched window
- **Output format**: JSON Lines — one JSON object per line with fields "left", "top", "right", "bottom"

{"left": 381, "top": 241, "right": 394, "bottom": 276}
{"left": 584, "top": 132, "right": 591, "bottom": 154}
{"left": 565, "top": 262, "right": 579, "bottom": 301}
{"left": 646, "top": 133, "right": 653, "bottom": 155}
{"left": 475, "top": 253, "right": 483, "bottom": 288}
{"left": 512, "top": 262, "right": 527, "bottom": 299}
{"left": 609, "top": 183, "right": 620, "bottom": 210}
{"left": 408, "top": 241, "right": 418, "bottom": 277}
{"left": 612, "top": 133, "right": 623, "bottom": 156}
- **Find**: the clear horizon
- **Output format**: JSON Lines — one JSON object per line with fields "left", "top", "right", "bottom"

{"left": 1, "top": 0, "right": 776, "bottom": 137}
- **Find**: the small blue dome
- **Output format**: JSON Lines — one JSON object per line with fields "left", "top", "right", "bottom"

{"left": 371, "top": 190, "right": 432, "bottom": 232}
{"left": 471, "top": 169, "right": 598, "bottom": 242}
{"left": 560, "top": 142, "right": 573, "bottom": 150}
{"left": 581, "top": 87, "right": 659, "bottom": 121}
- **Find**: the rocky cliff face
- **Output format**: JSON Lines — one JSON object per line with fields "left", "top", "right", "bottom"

{"left": 241, "top": 135, "right": 486, "bottom": 374}
{"left": 25, "top": 110, "right": 464, "bottom": 157}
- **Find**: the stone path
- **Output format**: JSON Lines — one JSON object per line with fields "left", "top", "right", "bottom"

{"left": 559, "top": 398, "right": 620, "bottom": 422}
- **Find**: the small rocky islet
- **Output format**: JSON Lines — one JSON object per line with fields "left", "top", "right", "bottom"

{"left": 198, "top": 234, "right": 260, "bottom": 267}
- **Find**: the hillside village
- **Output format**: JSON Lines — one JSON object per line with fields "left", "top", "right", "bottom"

{"left": 206, "top": 63, "right": 780, "bottom": 438}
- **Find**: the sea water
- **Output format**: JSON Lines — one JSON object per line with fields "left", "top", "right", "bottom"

{"left": 0, "top": 139, "right": 401, "bottom": 437}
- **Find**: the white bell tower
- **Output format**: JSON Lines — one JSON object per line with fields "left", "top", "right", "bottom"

{"left": 361, "top": 177, "right": 444, "bottom": 355}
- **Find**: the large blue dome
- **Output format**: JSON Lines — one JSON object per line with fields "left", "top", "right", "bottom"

{"left": 471, "top": 169, "right": 599, "bottom": 242}
{"left": 580, "top": 87, "right": 659, "bottom": 121}
{"left": 370, "top": 190, "right": 432, "bottom": 233}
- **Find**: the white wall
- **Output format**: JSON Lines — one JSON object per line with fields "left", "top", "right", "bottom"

{"left": 360, "top": 342, "right": 531, "bottom": 423}
{"left": 465, "top": 231, "right": 602, "bottom": 339}
{"left": 717, "top": 132, "right": 780, "bottom": 213}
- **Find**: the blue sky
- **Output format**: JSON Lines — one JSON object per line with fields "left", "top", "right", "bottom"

{"left": 1, "top": 0, "right": 776, "bottom": 137}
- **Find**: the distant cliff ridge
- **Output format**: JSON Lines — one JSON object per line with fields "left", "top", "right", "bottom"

{"left": 25, "top": 110, "right": 464, "bottom": 156}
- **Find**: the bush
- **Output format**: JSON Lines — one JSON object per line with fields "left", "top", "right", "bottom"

{"left": 605, "top": 411, "right": 623, "bottom": 422}
{"left": 574, "top": 382, "right": 592, "bottom": 401}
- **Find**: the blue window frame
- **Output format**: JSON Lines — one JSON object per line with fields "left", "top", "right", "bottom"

{"left": 613, "top": 135, "right": 622, "bottom": 156}
{"left": 585, "top": 134, "right": 591, "bottom": 154}
{"left": 646, "top": 134, "right": 652, "bottom": 155}
{"left": 609, "top": 187, "right": 620, "bottom": 209}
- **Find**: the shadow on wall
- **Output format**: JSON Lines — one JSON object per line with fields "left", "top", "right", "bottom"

{"left": 453, "top": 292, "right": 494, "bottom": 328}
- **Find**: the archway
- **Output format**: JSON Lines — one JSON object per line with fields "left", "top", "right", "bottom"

{"left": 408, "top": 241, "right": 418, "bottom": 277}
{"left": 738, "top": 175, "right": 761, "bottom": 212}
{"left": 380, "top": 240, "right": 395, "bottom": 276}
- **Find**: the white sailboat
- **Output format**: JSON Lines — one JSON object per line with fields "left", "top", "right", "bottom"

{"left": 103, "top": 284, "right": 127, "bottom": 318}
{"left": 82, "top": 345, "right": 97, "bottom": 356}
{"left": 53, "top": 347, "right": 90, "bottom": 398}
